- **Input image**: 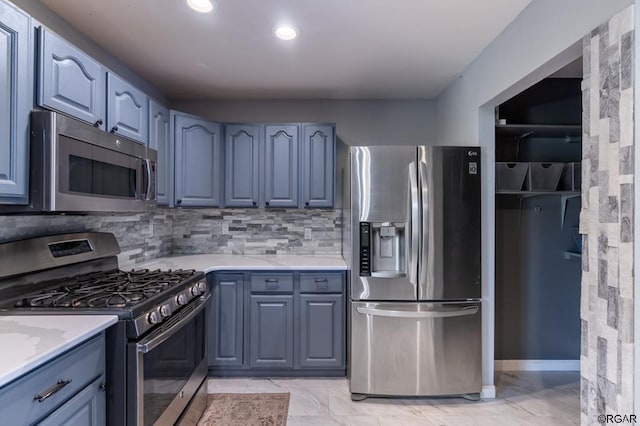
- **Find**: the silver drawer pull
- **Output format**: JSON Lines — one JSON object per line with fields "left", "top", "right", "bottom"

{"left": 265, "top": 278, "right": 279, "bottom": 283}
{"left": 315, "top": 278, "right": 329, "bottom": 288}
{"left": 34, "top": 379, "right": 72, "bottom": 403}
{"left": 265, "top": 278, "right": 279, "bottom": 289}
{"left": 314, "top": 278, "right": 328, "bottom": 283}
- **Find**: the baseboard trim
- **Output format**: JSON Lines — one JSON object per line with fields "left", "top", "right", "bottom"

{"left": 481, "top": 385, "right": 496, "bottom": 399}
{"left": 495, "top": 359, "right": 580, "bottom": 371}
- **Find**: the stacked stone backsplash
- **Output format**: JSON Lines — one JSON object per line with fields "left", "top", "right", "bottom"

{"left": 0, "top": 207, "right": 341, "bottom": 267}
{"left": 580, "top": 5, "right": 634, "bottom": 423}
{"left": 0, "top": 211, "right": 173, "bottom": 269}
{"left": 171, "top": 208, "right": 341, "bottom": 255}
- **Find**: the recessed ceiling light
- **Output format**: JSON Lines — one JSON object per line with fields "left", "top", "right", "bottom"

{"left": 274, "top": 25, "right": 298, "bottom": 41}
{"left": 187, "top": 0, "right": 214, "bottom": 13}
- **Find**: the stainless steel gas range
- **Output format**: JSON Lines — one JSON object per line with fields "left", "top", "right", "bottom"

{"left": 0, "top": 232, "right": 209, "bottom": 426}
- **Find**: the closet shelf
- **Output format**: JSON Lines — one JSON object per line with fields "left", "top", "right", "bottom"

{"left": 496, "top": 124, "right": 582, "bottom": 140}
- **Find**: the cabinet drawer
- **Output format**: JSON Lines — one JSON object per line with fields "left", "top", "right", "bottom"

{"left": 0, "top": 334, "right": 104, "bottom": 424}
{"left": 250, "top": 274, "right": 293, "bottom": 293}
{"left": 300, "top": 273, "right": 343, "bottom": 293}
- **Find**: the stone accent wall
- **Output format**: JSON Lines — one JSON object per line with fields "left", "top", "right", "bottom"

{"left": 0, "top": 211, "right": 173, "bottom": 269}
{"left": 580, "top": 5, "right": 635, "bottom": 422}
{"left": 171, "top": 208, "right": 341, "bottom": 255}
{"left": 0, "top": 208, "right": 341, "bottom": 266}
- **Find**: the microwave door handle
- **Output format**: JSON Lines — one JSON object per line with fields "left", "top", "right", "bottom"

{"left": 143, "top": 159, "right": 152, "bottom": 200}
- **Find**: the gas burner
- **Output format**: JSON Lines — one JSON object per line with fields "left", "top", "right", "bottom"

{"left": 13, "top": 268, "right": 200, "bottom": 309}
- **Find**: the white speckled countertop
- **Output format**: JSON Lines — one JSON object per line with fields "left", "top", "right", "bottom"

{"left": 0, "top": 315, "right": 118, "bottom": 388}
{"left": 137, "top": 254, "right": 347, "bottom": 273}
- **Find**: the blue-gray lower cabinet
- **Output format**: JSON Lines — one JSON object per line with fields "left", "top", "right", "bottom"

{"left": 249, "top": 294, "right": 295, "bottom": 369}
{"left": 208, "top": 273, "right": 244, "bottom": 367}
{"left": 0, "top": 0, "right": 32, "bottom": 205}
{"left": 173, "top": 112, "right": 222, "bottom": 207}
{"left": 207, "top": 271, "right": 345, "bottom": 376}
{"left": 298, "top": 294, "right": 344, "bottom": 368}
{"left": 0, "top": 333, "right": 106, "bottom": 424}
{"left": 38, "top": 377, "right": 105, "bottom": 426}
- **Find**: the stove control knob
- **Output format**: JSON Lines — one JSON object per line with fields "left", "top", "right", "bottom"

{"left": 198, "top": 282, "right": 207, "bottom": 293}
{"left": 190, "top": 285, "right": 201, "bottom": 296}
{"left": 160, "top": 304, "right": 171, "bottom": 318}
{"left": 147, "top": 311, "right": 160, "bottom": 325}
{"left": 176, "top": 293, "right": 188, "bottom": 306}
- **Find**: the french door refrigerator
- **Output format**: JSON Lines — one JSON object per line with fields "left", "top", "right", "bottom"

{"left": 344, "top": 145, "right": 482, "bottom": 399}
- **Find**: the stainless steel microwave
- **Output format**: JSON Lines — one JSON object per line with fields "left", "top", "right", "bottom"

{"left": 6, "top": 111, "right": 157, "bottom": 212}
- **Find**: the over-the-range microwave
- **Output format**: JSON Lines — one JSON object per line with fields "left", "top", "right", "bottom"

{"left": 3, "top": 110, "right": 157, "bottom": 213}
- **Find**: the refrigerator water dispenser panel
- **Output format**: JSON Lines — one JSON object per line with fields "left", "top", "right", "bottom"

{"left": 359, "top": 222, "right": 406, "bottom": 278}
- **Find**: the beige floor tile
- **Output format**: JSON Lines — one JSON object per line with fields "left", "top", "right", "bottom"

{"left": 378, "top": 415, "right": 437, "bottom": 426}
{"left": 288, "top": 387, "right": 330, "bottom": 416}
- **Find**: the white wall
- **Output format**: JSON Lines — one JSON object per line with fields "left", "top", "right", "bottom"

{"left": 10, "top": 0, "right": 166, "bottom": 103}
{"left": 170, "top": 99, "right": 436, "bottom": 146}
{"left": 434, "top": 0, "right": 633, "bottom": 397}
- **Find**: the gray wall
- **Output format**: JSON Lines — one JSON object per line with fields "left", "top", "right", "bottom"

{"left": 495, "top": 196, "right": 581, "bottom": 360}
{"left": 170, "top": 99, "right": 436, "bottom": 146}
{"left": 431, "top": 0, "right": 634, "bottom": 393}
{"left": 10, "top": 0, "right": 166, "bottom": 103}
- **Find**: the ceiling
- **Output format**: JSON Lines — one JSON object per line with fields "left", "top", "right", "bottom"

{"left": 39, "top": 0, "right": 532, "bottom": 100}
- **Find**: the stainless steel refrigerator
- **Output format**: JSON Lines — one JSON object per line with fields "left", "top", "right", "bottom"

{"left": 343, "top": 145, "right": 482, "bottom": 399}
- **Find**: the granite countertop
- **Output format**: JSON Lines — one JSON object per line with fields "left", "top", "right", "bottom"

{"left": 0, "top": 315, "right": 118, "bottom": 388}
{"left": 137, "top": 254, "right": 347, "bottom": 273}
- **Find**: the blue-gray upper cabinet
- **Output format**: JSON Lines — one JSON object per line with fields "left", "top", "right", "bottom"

{"left": 38, "top": 28, "right": 105, "bottom": 129}
{"left": 106, "top": 73, "right": 148, "bottom": 144}
{"left": 224, "top": 124, "right": 260, "bottom": 207}
{"left": 149, "top": 101, "right": 170, "bottom": 205}
{"left": 264, "top": 125, "right": 299, "bottom": 208}
{"left": 0, "top": 1, "right": 32, "bottom": 205}
{"left": 302, "top": 124, "right": 335, "bottom": 208}
{"left": 173, "top": 112, "right": 222, "bottom": 207}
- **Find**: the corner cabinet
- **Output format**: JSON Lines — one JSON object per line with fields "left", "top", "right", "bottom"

{"left": 106, "top": 73, "right": 148, "bottom": 144}
{"left": 0, "top": 1, "right": 32, "bottom": 205}
{"left": 38, "top": 28, "right": 105, "bottom": 129}
{"left": 207, "top": 270, "right": 346, "bottom": 376}
{"left": 264, "top": 125, "right": 299, "bottom": 208}
{"left": 149, "top": 101, "right": 171, "bottom": 205}
{"left": 173, "top": 112, "right": 222, "bottom": 207}
{"left": 302, "top": 124, "right": 335, "bottom": 208}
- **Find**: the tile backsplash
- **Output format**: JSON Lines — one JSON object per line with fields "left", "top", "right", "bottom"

{"left": 0, "top": 207, "right": 341, "bottom": 267}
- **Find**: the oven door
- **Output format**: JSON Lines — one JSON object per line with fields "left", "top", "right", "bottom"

{"left": 128, "top": 294, "right": 209, "bottom": 426}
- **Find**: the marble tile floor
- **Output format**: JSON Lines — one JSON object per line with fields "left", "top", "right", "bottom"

{"left": 207, "top": 371, "right": 580, "bottom": 425}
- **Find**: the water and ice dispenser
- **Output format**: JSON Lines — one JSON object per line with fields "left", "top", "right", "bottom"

{"left": 359, "top": 222, "right": 406, "bottom": 277}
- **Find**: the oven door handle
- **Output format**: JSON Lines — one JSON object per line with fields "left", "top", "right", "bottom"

{"left": 137, "top": 293, "right": 209, "bottom": 354}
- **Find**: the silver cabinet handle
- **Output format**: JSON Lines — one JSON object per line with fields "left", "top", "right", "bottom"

{"left": 408, "top": 162, "right": 419, "bottom": 286}
{"left": 34, "top": 379, "right": 72, "bottom": 403}
{"left": 356, "top": 306, "right": 478, "bottom": 318}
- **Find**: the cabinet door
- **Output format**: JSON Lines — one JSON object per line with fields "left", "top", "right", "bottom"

{"left": 38, "top": 377, "right": 106, "bottom": 426}
{"left": 264, "top": 125, "right": 299, "bottom": 208}
{"left": 173, "top": 112, "right": 222, "bottom": 207}
{"left": 302, "top": 124, "right": 335, "bottom": 208}
{"left": 38, "top": 28, "right": 105, "bottom": 129}
{"left": 149, "top": 101, "right": 170, "bottom": 205}
{"left": 298, "top": 294, "right": 344, "bottom": 368}
{"left": 0, "top": 2, "right": 31, "bottom": 204}
{"left": 224, "top": 124, "right": 260, "bottom": 207}
{"left": 106, "top": 72, "right": 148, "bottom": 144}
{"left": 249, "top": 295, "right": 294, "bottom": 368}
{"left": 209, "top": 274, "right": 244, "bottom": 367}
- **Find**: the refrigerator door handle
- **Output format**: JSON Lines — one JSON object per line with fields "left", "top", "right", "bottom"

{"left": 356, "top": 305, "right": 479, "bottom": 318}
{"left": 418, "top": 159, "right": 430, "bottom": 299}
{"left": 407, "top": 162, "right": 419, "bottom": 286}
